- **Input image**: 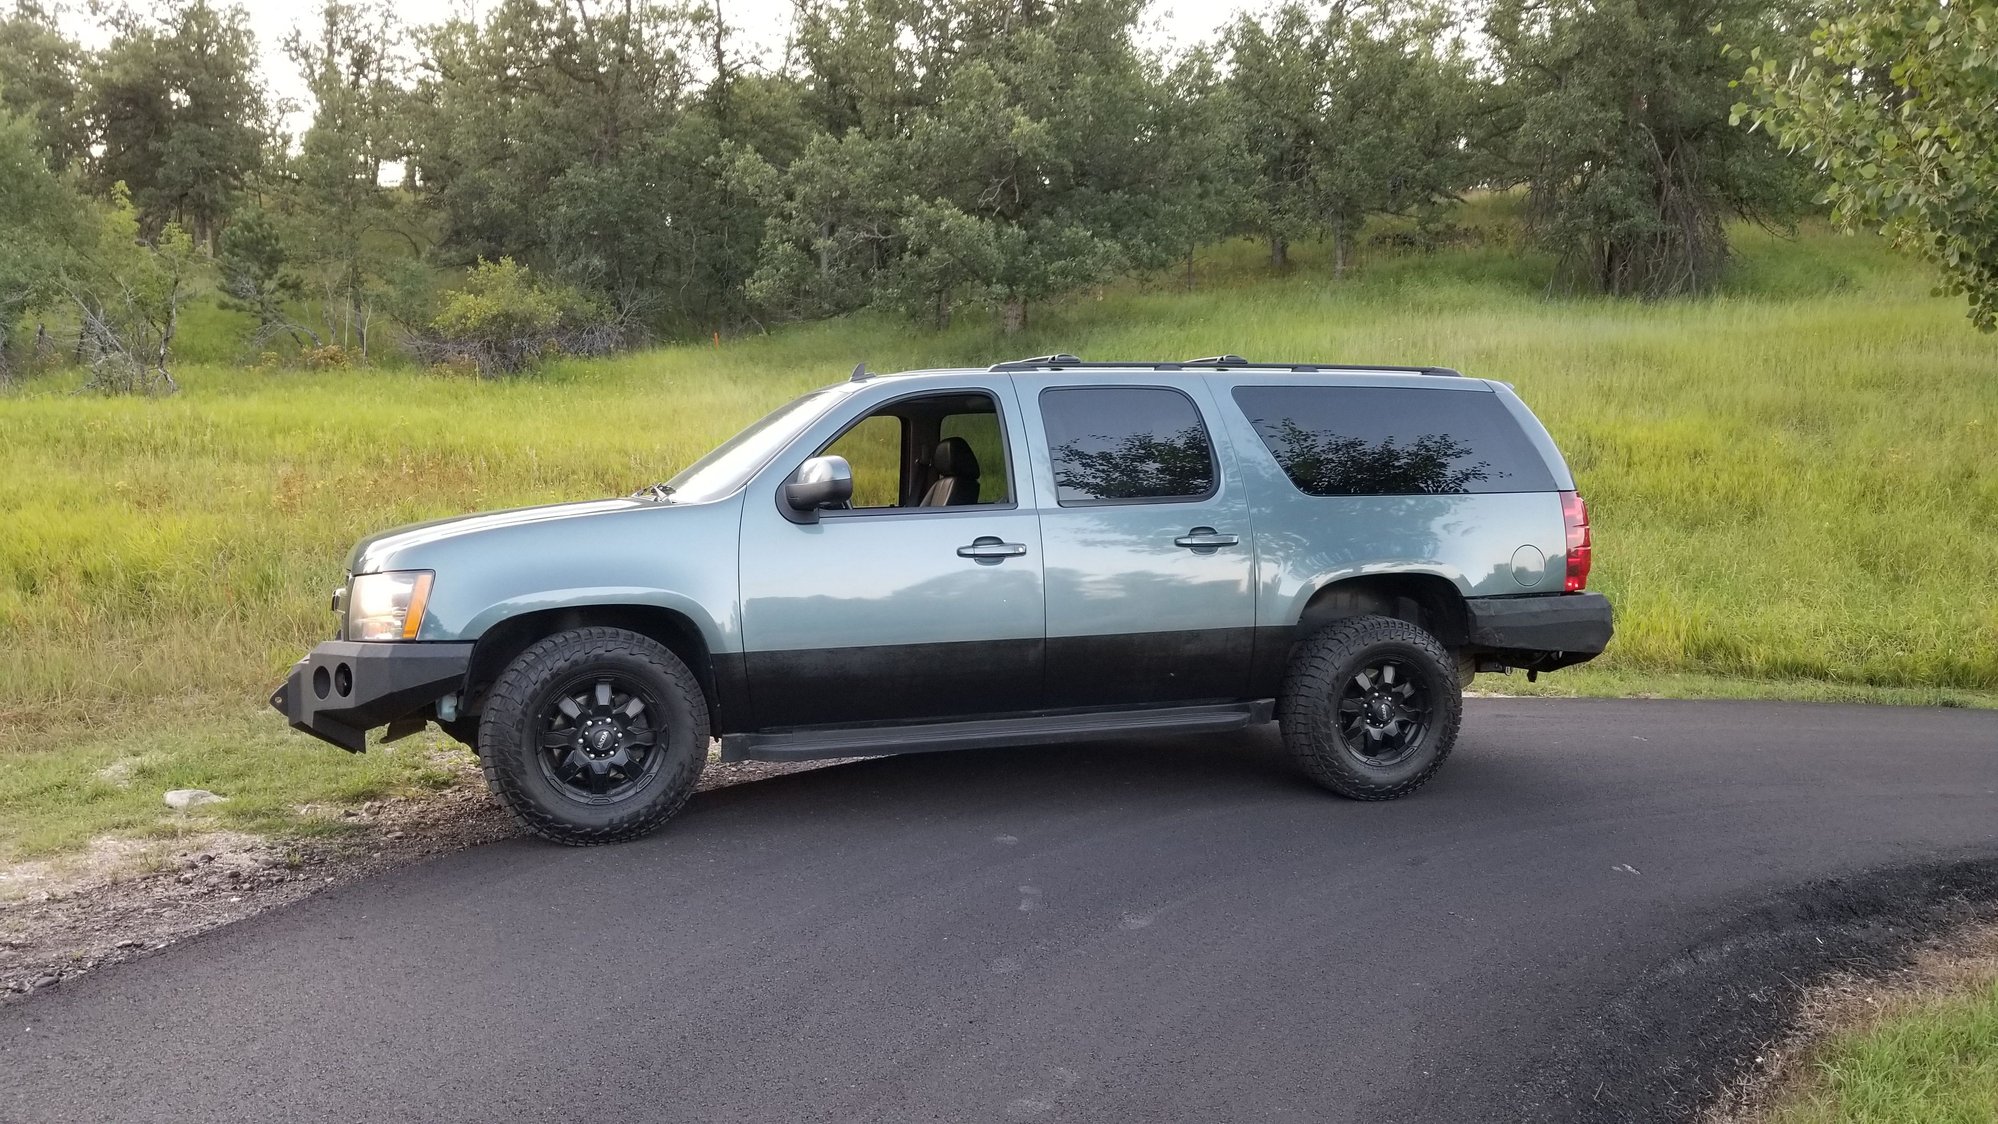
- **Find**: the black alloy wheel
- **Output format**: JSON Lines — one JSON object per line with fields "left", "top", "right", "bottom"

{"left": 536, "top": 674, "right": 668, "bottom": 803}
{"left": 1333, "top": 658, "right": 1432, "bottom": 769}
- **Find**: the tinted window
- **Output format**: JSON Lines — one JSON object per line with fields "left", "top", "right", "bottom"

{"left": 1231, "top": 385, "right": 1556, "bottom": 496}
{"left": 1041, "top": 387, "right": 1216, "bottom": 505}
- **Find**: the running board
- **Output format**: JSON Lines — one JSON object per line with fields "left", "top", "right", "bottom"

{"left": 719, "top": 700, "right": 1275, "bottom": 764}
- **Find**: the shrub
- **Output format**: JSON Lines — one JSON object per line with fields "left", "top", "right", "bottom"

{"left": 413, "top": 258, "right": 622, "bottom": 377}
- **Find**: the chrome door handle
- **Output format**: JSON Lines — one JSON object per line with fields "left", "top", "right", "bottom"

{"left": 958, "top": 536, "right": 1028, "bottom": 562}
{"left": 1174, "top": 527, "right": 1239, "bottom": 550}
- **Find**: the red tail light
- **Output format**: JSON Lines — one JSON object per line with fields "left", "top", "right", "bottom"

{"left": 1561, "top": 491, "right": 1592, "bottom": 592}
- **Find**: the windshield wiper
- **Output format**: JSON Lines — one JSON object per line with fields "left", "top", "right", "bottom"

{"left": 630, "top": 482, "right": 676, "bottom": 502}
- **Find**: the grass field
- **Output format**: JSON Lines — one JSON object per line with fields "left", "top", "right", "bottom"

{"left": 2, "top": 210, "right": 1996, "bottom": 859}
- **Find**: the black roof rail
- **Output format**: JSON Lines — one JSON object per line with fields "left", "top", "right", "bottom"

{"left": 986, "top": 353, "right": 1461, "bottom": 377}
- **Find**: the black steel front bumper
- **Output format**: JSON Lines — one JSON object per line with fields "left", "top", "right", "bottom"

{"left": 269, "top": 641, "right": 474, "bottom": 752}
{"left": 1464, "top": 592, "right": 1614, "bottom": 672}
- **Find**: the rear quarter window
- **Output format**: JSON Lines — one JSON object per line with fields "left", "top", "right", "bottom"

{"left": 1230, "top": 385, "right": 1556, "bottom": 496}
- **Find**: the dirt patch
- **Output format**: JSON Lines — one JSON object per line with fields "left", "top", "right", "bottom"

{"left": 1700, "top": 919, "right": 1998, "bottom": 1123}
{"left": 0, "top": 750, "right": 862, "bottom": 1000}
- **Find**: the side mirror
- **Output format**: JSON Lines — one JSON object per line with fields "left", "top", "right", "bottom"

{"left": 782, "top": 455, "right": 853, "bottom": 520}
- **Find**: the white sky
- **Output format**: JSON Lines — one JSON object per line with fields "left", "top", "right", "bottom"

{"left": 86, "top": 0, "right": 1266, "bottom": 134}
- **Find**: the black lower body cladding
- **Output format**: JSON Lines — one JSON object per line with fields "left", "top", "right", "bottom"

{"left": 1464, "top": 592, "right": 1614, "bottom": 670}
{"left": 270, "top": 641, "right": 474, "bottom": 752}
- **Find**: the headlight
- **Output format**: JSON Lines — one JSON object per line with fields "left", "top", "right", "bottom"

{"left": 347, "top": 571, "right": 434, "bottom": 641}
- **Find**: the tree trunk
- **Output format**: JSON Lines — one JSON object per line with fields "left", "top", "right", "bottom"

{"left": 1001, "top": 297, "right": 1026, "bottom": 335}
{"left": 1269, "top": 235, "right": 1288, "bottom": 270}
{"left": 1332, "top": 226, "right": 1348, "bottom": 278}
{"left": 1184, "top": 250, "right": 1196, "bottom": 290}
{"left": 934, "top": 289, "right": 952, "bottom": 330}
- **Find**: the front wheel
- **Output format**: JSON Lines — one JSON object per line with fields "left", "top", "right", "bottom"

{"left": 477, "top": 627, "right": 709, "bottom": 845}
{"left": 1279, "top": 615, "right": 1462, "bottom": 800}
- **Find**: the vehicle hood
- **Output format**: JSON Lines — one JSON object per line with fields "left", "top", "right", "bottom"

{"left": 345, "top": 498, "right": 654, "bottom": 575}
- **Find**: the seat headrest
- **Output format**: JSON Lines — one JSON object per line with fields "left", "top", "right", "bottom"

{"left": 933, "top": 436, "right": 979, "bottom": 478}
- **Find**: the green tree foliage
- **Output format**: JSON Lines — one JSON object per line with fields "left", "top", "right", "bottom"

{"left": 1486, "top": 0, "right": 1811, "bottom": 297}
{"left": 84, "top": 1, "right": 269, "bottom": 243}
{"left": 1734, "top": 0, "right": 1998, "bottom": 332}
{"left": 282, "top": 0, "right": 419, "bottom": 358}
{"left": 754, "top": 0, "right": 1194, "bottom": 332}
{"left": 216, "top": 206, "right": 306, "bottom": 344}
{"left": 57, "top": 186, "right": 202, "bottom": 393}
{"left": 0, "top": 102, "right": 89, "bottom": 367}
{"left": 1222, "top": 0, "right": 1477, "bottom": 275}
{"left": 0, "top": 1, "right": 90, "bottom": 169}
{"left": 408, "top": 0, "right": 788, "bottom": 332}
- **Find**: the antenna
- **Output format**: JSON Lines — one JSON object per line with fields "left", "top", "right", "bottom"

{"left": 850, "top": 362, "right": 870, "bottom": 382}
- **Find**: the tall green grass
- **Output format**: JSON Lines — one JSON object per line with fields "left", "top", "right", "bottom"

{"left": 1, "top": 218, "right": 1994, "bottom": 855}
{"left": 1768, "top": 975, "right": 1998, "bottom": 1124}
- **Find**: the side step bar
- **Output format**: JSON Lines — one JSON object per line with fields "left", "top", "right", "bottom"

{"left": 719, "top": 700, "right": 1276, "bottom": 764}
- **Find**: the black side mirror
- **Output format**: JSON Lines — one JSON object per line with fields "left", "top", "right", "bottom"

{"left": 782, "top": 455, "right": 854, "bottom": 521}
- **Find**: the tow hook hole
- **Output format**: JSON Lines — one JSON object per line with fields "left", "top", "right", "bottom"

{"left": 312, "top": 666, "right": 332, "bottom": 700}
{"left": 334, "top": 663, "right": 354, "bottom": 698}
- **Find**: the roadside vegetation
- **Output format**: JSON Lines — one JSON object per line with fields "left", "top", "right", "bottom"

{"left": 1733, "top": 926, "right": 1998, "bottom": 1124}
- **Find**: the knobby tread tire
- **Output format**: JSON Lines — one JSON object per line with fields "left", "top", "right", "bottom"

{"left": 477, "top": 627, "right": 708, "bottom": 845}
{"left": 1278, "top": 614, "right": 1462, "bottom": 801}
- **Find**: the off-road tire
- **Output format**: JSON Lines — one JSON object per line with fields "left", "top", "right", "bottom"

{"left": 477, "top": 627, "right": 708, "bottom": 845}
{"left": 1279, "top": 614, "right": 1462, "bottom": 800}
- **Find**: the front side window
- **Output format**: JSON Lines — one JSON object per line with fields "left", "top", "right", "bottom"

{"left": 1231, "top": 385, "right": 1556, "bottom": 496}
{"left": 1040, "top": 387, "right": 1217, "bottom": 505}
{"left": 814, "top": 391, "right": 1013, "bottom": 511}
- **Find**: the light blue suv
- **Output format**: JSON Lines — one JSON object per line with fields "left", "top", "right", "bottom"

{"left": 272, "top": 355, "right": 1612, "bottom": 843}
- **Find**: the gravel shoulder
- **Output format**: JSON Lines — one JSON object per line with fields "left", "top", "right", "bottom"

{"left": 0, "top": 751, "right": 856, "bottom": 999}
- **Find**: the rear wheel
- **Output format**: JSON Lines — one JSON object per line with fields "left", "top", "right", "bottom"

{"left": 477, "top": 627, "right": 708, "bottom": 845}
{"left": 1279, "top": 615, "right": 1461, "bottom": 800}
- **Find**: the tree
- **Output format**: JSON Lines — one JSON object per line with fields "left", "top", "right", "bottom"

{"left": 282, "top": 0, "right": 418, "bottom": 358}
{"left": 85, "top": 1, "right": 269, "bottom": 244}
{"left": 0, "top": 1, "right": 90, "bottom": 169}
{"left": 216, "top": 206, "right": 308, "bottom": 346}
{"left": 1223, "top": 0, "right": 1476, "bottom": 275}
{"left": 56, "top": 186, "right": 201, "bottom": 394}
{"left": 1485, "top": 0, "right": 1812, "bottom": 297}
{"left": 1734, "top": 0, "right": 1998, "bottom": 331}
{"left": 758, "top": 0, "right": 1170, "bottom": 332}
{"left": 0, "top": 102, "right": 90, "bottom": 373}
{"left": 408, "top": 0, "right": 789, "bottom": 333}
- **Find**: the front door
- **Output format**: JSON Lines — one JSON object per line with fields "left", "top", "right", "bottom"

{"left": 1018, "top": 378, "right": 1258, "bottom": 708}
{"left": 738, "top": 382, "right": 1045, "bottom": 730}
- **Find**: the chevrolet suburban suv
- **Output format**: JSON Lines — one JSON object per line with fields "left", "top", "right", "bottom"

{"left": 272, "top": 355, "right": 1612, "bottom": 844}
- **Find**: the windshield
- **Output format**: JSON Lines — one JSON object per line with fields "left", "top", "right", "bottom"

{"left": 664, "top": 388, "right": 845, "bottom": 503}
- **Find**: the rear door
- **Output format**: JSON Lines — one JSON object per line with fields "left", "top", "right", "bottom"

{"left": 1016, "top": 375, "right": 1258, "bottom": 708}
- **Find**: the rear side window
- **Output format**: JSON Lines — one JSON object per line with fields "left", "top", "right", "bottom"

{"left": 1040, "top": 387, "right": 1216, "bottom": 505}
{"left": 1231, "top": 385, "right": 1556, "bottom": 496}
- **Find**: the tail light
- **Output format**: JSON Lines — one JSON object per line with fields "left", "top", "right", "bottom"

{"left": 1561, "top": 491, "right": 1592, "bottom": 592}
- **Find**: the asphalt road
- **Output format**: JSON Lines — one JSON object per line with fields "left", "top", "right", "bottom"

{"left": 6, "top": 699, "right": 1998, "bottom": 1124}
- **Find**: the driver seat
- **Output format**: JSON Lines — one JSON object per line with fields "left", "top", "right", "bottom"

{"left": 920, "top": 437, "right": 981, "bottom": 506}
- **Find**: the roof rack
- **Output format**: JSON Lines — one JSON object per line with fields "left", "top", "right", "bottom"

{"left": 986, "top": 354, "right": 1460, "bottom": 377}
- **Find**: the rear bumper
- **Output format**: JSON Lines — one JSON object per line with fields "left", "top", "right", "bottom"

{"left": 1464, "top": 592, "right": 1613, "bottom": 671}
{"left": 268, "top": 641, "right": 474, "bottom": 752}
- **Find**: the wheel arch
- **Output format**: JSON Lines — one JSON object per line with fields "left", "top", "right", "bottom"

{"left": 1295, "top": 572, "right": 1470, "bottom": 649}
{"left": 462, "top": 605, "right": 731, "bottom": 733}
